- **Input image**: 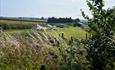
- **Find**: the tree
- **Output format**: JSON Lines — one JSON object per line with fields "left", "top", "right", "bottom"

{"left": 73, "top": 18, "right": 81, "bottom": 27}
{"left": 47, "top": 17, "right": 74, "bottom": 23}
{"left": 81, "top": 0, "right": 115, "bottom": 70}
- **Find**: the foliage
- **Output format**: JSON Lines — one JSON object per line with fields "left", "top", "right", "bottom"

{"left": 81, "top": 0, "right": 115, "bottom": 70}
{"left": 47, "top": 17, "right": 73, "bottom": 23}
{"left": 0, "top": 0, "right": 115, "bottom": 70}
{"left": 47, "top": 17, "right": 81, "bottom": 27}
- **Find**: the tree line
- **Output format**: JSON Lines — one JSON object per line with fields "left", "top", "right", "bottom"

{"left": 47, "top": 17, "right": 80, "bottom": 23}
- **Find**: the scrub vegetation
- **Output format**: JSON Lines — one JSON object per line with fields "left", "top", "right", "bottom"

{"left": 0, "top": 0, "right": 115, "bottom": 70}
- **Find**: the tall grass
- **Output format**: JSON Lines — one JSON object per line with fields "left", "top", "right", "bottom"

{"left": 0, "top": 30, "right": 88, "bottom": 70}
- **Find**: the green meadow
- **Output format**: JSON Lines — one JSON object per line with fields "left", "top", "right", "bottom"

{"left": 0, "top": 22, "right": 90, "bottom": 69}
{"left": 0, "top": 0, "right": 115, "bottom": 69}
{"left": 2, "top": 26, "right": 87, "bottom": 39}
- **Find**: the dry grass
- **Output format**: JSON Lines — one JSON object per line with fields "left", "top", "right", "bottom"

{"left": 0, "top": 30, "right": 88, "bottom": 70}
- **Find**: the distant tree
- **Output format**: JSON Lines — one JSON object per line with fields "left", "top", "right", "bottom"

{"left": 81, "top": 0, "right": 115, "bottom": 70}
{"left": 47, "top": 17, "right": 74, "bottom": 23}
{"left": 74, "top": 18, "right": 80, "bottom": 22}
{"left": 40, "top": 17, "right": 45, "bottom": 20}
{"left": 73, "top": 18, "right": 81, "bottom": 27}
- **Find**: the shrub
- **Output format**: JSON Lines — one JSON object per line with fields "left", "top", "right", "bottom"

{"left": 81, "top": 0, "right": 115, "bottom": 70}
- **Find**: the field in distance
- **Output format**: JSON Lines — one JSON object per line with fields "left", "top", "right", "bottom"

{"left": 2, "top": 27, "right": 87, "bottom": 39}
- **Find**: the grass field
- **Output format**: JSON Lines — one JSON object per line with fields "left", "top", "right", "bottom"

{"left": 0, "top": 19, "right": 46, "bottom": 25}
{"left": 0, "top": 25, "right": 115, "bottom": 69}
{"left": 48, "top": 27, "right": 87, "bottom": 39}
{"left": 0, "top": 26, "right": 89, "bottom": 70}
{"left": 1, "top": 23, "right": 115, "bottom": 69}
{"left": 2, "top": 27, "right": 87, "bottom": 39}
{"left": 0, "top": 19, "right": 46, "bottom": 30}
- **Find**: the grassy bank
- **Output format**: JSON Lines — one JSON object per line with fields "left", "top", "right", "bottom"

{"left": 0, "top": 27, "right": 89, "bottom": 70}
{"left": 2, "top": 27, "right": 87, "bottom": 39}
{"left": 0, "top": 29, "right": 88, "bottom": 70}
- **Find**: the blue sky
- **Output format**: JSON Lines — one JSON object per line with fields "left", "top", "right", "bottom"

{"left": 0, "top": 0, "right": 115, "bottom": 19}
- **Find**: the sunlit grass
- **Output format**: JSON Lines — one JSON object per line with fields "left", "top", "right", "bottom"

{"left": 2, "top": 27, "right": 87, "bottom": 39}
{"left": 0, "top": 27, "right": 88, "bottom": 69}
{"left": 48, "top": 27, "right": 87, "bottom": 39}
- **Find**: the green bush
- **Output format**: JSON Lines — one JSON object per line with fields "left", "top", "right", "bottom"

{"left": 81, "top": 0, "right": 115, "bottom": 70}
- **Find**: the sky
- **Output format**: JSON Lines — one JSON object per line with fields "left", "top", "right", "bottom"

{"left": 0, "top": 0, "right": 115, "bottom": 19}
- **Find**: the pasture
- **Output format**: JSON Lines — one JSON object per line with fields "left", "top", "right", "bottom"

{"left": 2, "top": 27, "right": 87, "bottom": 39}
{"left": 0, "top": 26, "right": 88, "bottom": 70}
{"left": 0, "top": 0, "right": 115, "bottom": 69}
{"left": 0, "top": 19, "right": 46, "bottom": 30}
{"left": 0, "top": 18, "right": 114, "bottom": 70}
{"left": 0, "top": 23, "right": 89, "bottom": 70}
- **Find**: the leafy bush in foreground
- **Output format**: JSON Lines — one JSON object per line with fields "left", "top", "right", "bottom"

{"left": 81, "top": 0, "right": 115, "bottom": 70}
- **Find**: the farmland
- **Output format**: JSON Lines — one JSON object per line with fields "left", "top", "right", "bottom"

{"left": 0, "top": 0, "right": 115, "bottom": 69}
{"left": 0, "top": 18, "right": 87, "bottom": 39}
{"left": 0, "top": 19, "right": 46, "bottom": 30}
{"left": 0, "top": 18, "right": 90, "bottom": 70}
{"left": 0, "top": 16, "right": 115, "bottom": 70}
{"left": 2, "top": 27, "right": 87, "bottom": 39}
{"left": 0, "top": 15, "right": 115, "bottom": 70}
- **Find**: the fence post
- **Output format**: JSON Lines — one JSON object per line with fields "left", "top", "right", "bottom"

{"left": 40, "top": 65, "right": 46, "bottom": 70}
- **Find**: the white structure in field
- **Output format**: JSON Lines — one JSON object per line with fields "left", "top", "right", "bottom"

{"left": 32, "top": 24, "right": 56, "bottom": 30}
{"left": 32, "top": 24, "right": 44, "bottom": 30}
